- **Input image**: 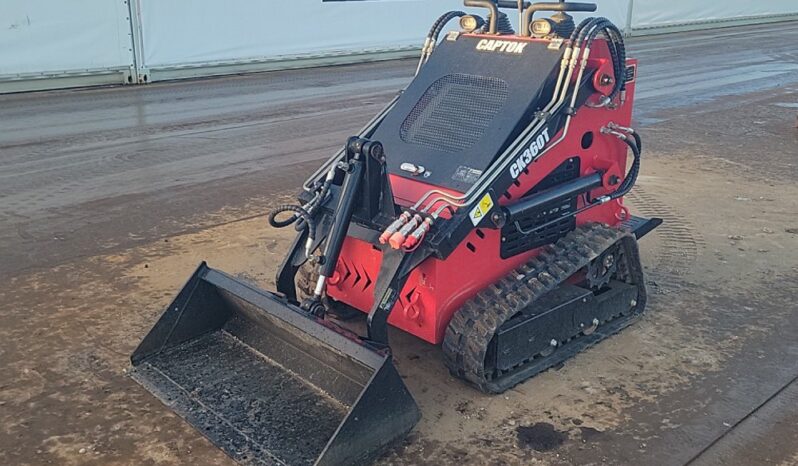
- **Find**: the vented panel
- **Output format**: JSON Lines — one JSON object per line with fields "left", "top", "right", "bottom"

{"left": 501, "top": 158, "right": 581, "bottom": 259}
{"left": 400, "top": 74, "right": 509, "bottom": 153}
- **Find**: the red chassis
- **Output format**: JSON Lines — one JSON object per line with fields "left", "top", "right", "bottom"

{"left": 327, "top": 38, "right": 637, "bottom": 344}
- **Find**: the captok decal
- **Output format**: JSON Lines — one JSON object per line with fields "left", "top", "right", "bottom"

{"left": 476, "top": 39, "right": 528, "bottom": 54}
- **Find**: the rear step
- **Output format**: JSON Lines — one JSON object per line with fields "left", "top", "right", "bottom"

{"left": 130, "top": 263, "right": 420, "bottom": 466}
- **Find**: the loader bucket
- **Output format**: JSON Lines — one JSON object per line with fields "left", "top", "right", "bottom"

{"left": 130, "top": 262, "right": 420, "bottom": 466}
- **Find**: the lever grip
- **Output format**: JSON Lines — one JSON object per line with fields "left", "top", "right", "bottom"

{"left": 528, "top": 2, "right": 597, "bottom": 13}
{"left": 496, "top": 1, "right": 530, "bottom": 8}
{"left": 495, "top": 1, "right": 596, "bottom": 12}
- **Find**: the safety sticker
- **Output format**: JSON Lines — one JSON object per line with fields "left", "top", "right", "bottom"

{"left": 452, "top": 165, "right": 483, "bottom": 184}
{"left": 470, "top": 193, "right": 494, "bottom": 226}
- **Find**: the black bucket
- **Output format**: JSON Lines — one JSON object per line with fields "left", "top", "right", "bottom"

{"left": 130, "top": 263, "right": 420, "bottom": 466}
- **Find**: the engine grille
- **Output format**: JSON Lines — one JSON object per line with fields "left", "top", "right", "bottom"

{"left": 500, "top": 158, "right": 580, "bottom": 259}
{"left": 400, "top": 73, "right": 508, "bottom": 153}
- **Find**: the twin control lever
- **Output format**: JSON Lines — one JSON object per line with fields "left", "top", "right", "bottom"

{"left": 464, "top": 0, "right": 597, "bottom": 35}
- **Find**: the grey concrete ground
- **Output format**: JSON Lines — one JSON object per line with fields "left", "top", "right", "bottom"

{"left": 1, "top": 21, "right": 797, "bottom": 466}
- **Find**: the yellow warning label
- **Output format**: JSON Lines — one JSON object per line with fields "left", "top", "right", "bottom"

{"left": 470, "top": 193, "right": 494, "bottom": 226}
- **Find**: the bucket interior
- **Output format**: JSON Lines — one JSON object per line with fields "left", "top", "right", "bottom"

{"left": 130, "top": 265, "right": 417, "bottom": 466}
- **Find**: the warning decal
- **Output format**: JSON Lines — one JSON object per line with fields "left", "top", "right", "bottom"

{"left": 470, "top": 193, "right": 494, "bottom": 226}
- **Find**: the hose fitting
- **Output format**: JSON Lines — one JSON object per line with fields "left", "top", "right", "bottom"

{"left": 402, "top": 217, "right": 433, "bottom": 249}
{"left": 389, "top": 214, "right": 422, "bottom": 249}
{"left": 380, "top": 212, "right": 412, "bottom": 244}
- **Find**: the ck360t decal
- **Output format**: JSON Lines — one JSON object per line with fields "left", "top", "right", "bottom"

{"left": 510, "top": 128, "right": 551, "bottom": 179}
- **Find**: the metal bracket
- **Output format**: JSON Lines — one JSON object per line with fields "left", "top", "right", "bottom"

{"left": 366, "top": 247, "right": 431, "bottom": 345}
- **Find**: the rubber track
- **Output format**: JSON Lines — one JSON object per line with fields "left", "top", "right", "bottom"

{"left": 442, "top": 223, "right": 642, "bottom": 393}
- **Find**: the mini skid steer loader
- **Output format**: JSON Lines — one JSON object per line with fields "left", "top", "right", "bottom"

{"left": 131, "top": 1, "right": 661, "bottom": 464}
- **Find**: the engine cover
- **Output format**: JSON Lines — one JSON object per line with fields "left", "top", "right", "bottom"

{"left": 372, "top": 35, "right": 564, "bottom": 192}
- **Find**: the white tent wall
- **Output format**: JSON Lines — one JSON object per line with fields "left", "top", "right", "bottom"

{"left": 1, "top": 1, "right": 797, "bottom": 93}
{"left": 631, "top": 0, "right": 798, "bottom": 32}
{"left": 135, "top": 0, "right": 475, "bottom": 81}
{"left": 0, "top": 0, "right": 135, "bottom": 93}
{"left": 135, "top": 0, "right": 631, "bottom": 82}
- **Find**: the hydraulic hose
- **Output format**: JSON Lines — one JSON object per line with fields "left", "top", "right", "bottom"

{"left": 268, "top": 205, "right": 316, "bottom": 242}
{"left": 416, "top": 11, "right": 466, "bottom": 75}
{"left": 570, "top": 17, "right": 596, "bottom": 43}
{"left": 580, "top": 19, "right": 625, "bottom": 104}
{"left": 610, "top": 136, "right": 641, "bottom": 200}
{"left": 293, "top": 163, "right": 337, "bottom": 231}
{"left": 600, "top": 25, "right": 626, "bottom": 101}
{"left": 576, "top": 16, "right": 606, "bottom": 45}
{"left": 514, "top": 134, "right": 640, "bottom": 236}
{"left": 630, "top": 130, "right": 642, "bottom": 152}
{"left": 433, "top": 11, "right": 466, "bottom": 38}
{"left": 305, "top": 177, "right": 333, "bottom": 215}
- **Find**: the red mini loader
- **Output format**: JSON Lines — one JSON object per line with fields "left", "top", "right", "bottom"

{"left": 131, "top": 1, "right": 661, "bottom": 464}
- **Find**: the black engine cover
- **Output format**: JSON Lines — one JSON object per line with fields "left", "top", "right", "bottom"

{"left": 372, "top": 35, "right": 564, "bottom": 192}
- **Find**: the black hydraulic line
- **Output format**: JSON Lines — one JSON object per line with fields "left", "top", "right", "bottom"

{"left": 568, "top": 17, "right": 626, "bottom": 106}
{"left": 307, "top": 177, "right": 333, "bottom": 214}
{"left": 571, "top": 17, "right": 596, "bottom": 42}
{"left": 293, "top": 176, "right": 333, "bottom": 231}
{"left": 272, "top": 167, "right": 335, "bottom": 233}
{"left": 425, "top": 11, "right": 455, "bottom": 41}
{"left": 582, "top": 19, "right": 625, "bottom": 102}
{"left": 416, "top": 11, "right": 466, "bottom": 74}
{"left": 608, "top": 26, "right": 626, "bottom": 93}
{"left": 581, "top": 18, "right": 611, "bottom": 49}
{"left": 571, "top": 16, "right": 596, "bottom": 42}
{"left": 268, "top": 205, "right": 316, "bottom": 242}
{"left": 630, "top": 130, "right": 642, "bottom": 152}
{"left": 430, "top": 10, "right": 466, "bottom": 39}
{"left": 576, "top": 15, "right": 608, "bottom": 45}
{"left": 597, "top": 28, "right": 625, "bottom": 101}
{"left": 599, "top": 24, "right": 626, "bottom": 98}
{"left": 609, "top": 136, "right": 640, "bottom": 200}
{"left": 433, "top": 12, "right": 466, "bottom": 40}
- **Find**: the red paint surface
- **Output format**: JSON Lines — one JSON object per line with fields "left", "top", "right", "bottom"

{"left": 327, "top": 38, "right": 637, "bottom": 344}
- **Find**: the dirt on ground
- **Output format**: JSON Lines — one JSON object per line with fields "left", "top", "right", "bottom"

{"left": 1, "top": 66, "right": 798, "bottom": 466}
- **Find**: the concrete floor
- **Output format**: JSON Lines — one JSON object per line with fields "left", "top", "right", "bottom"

{"left": 1, "top": 21, "right": 797, "bottom": 466}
